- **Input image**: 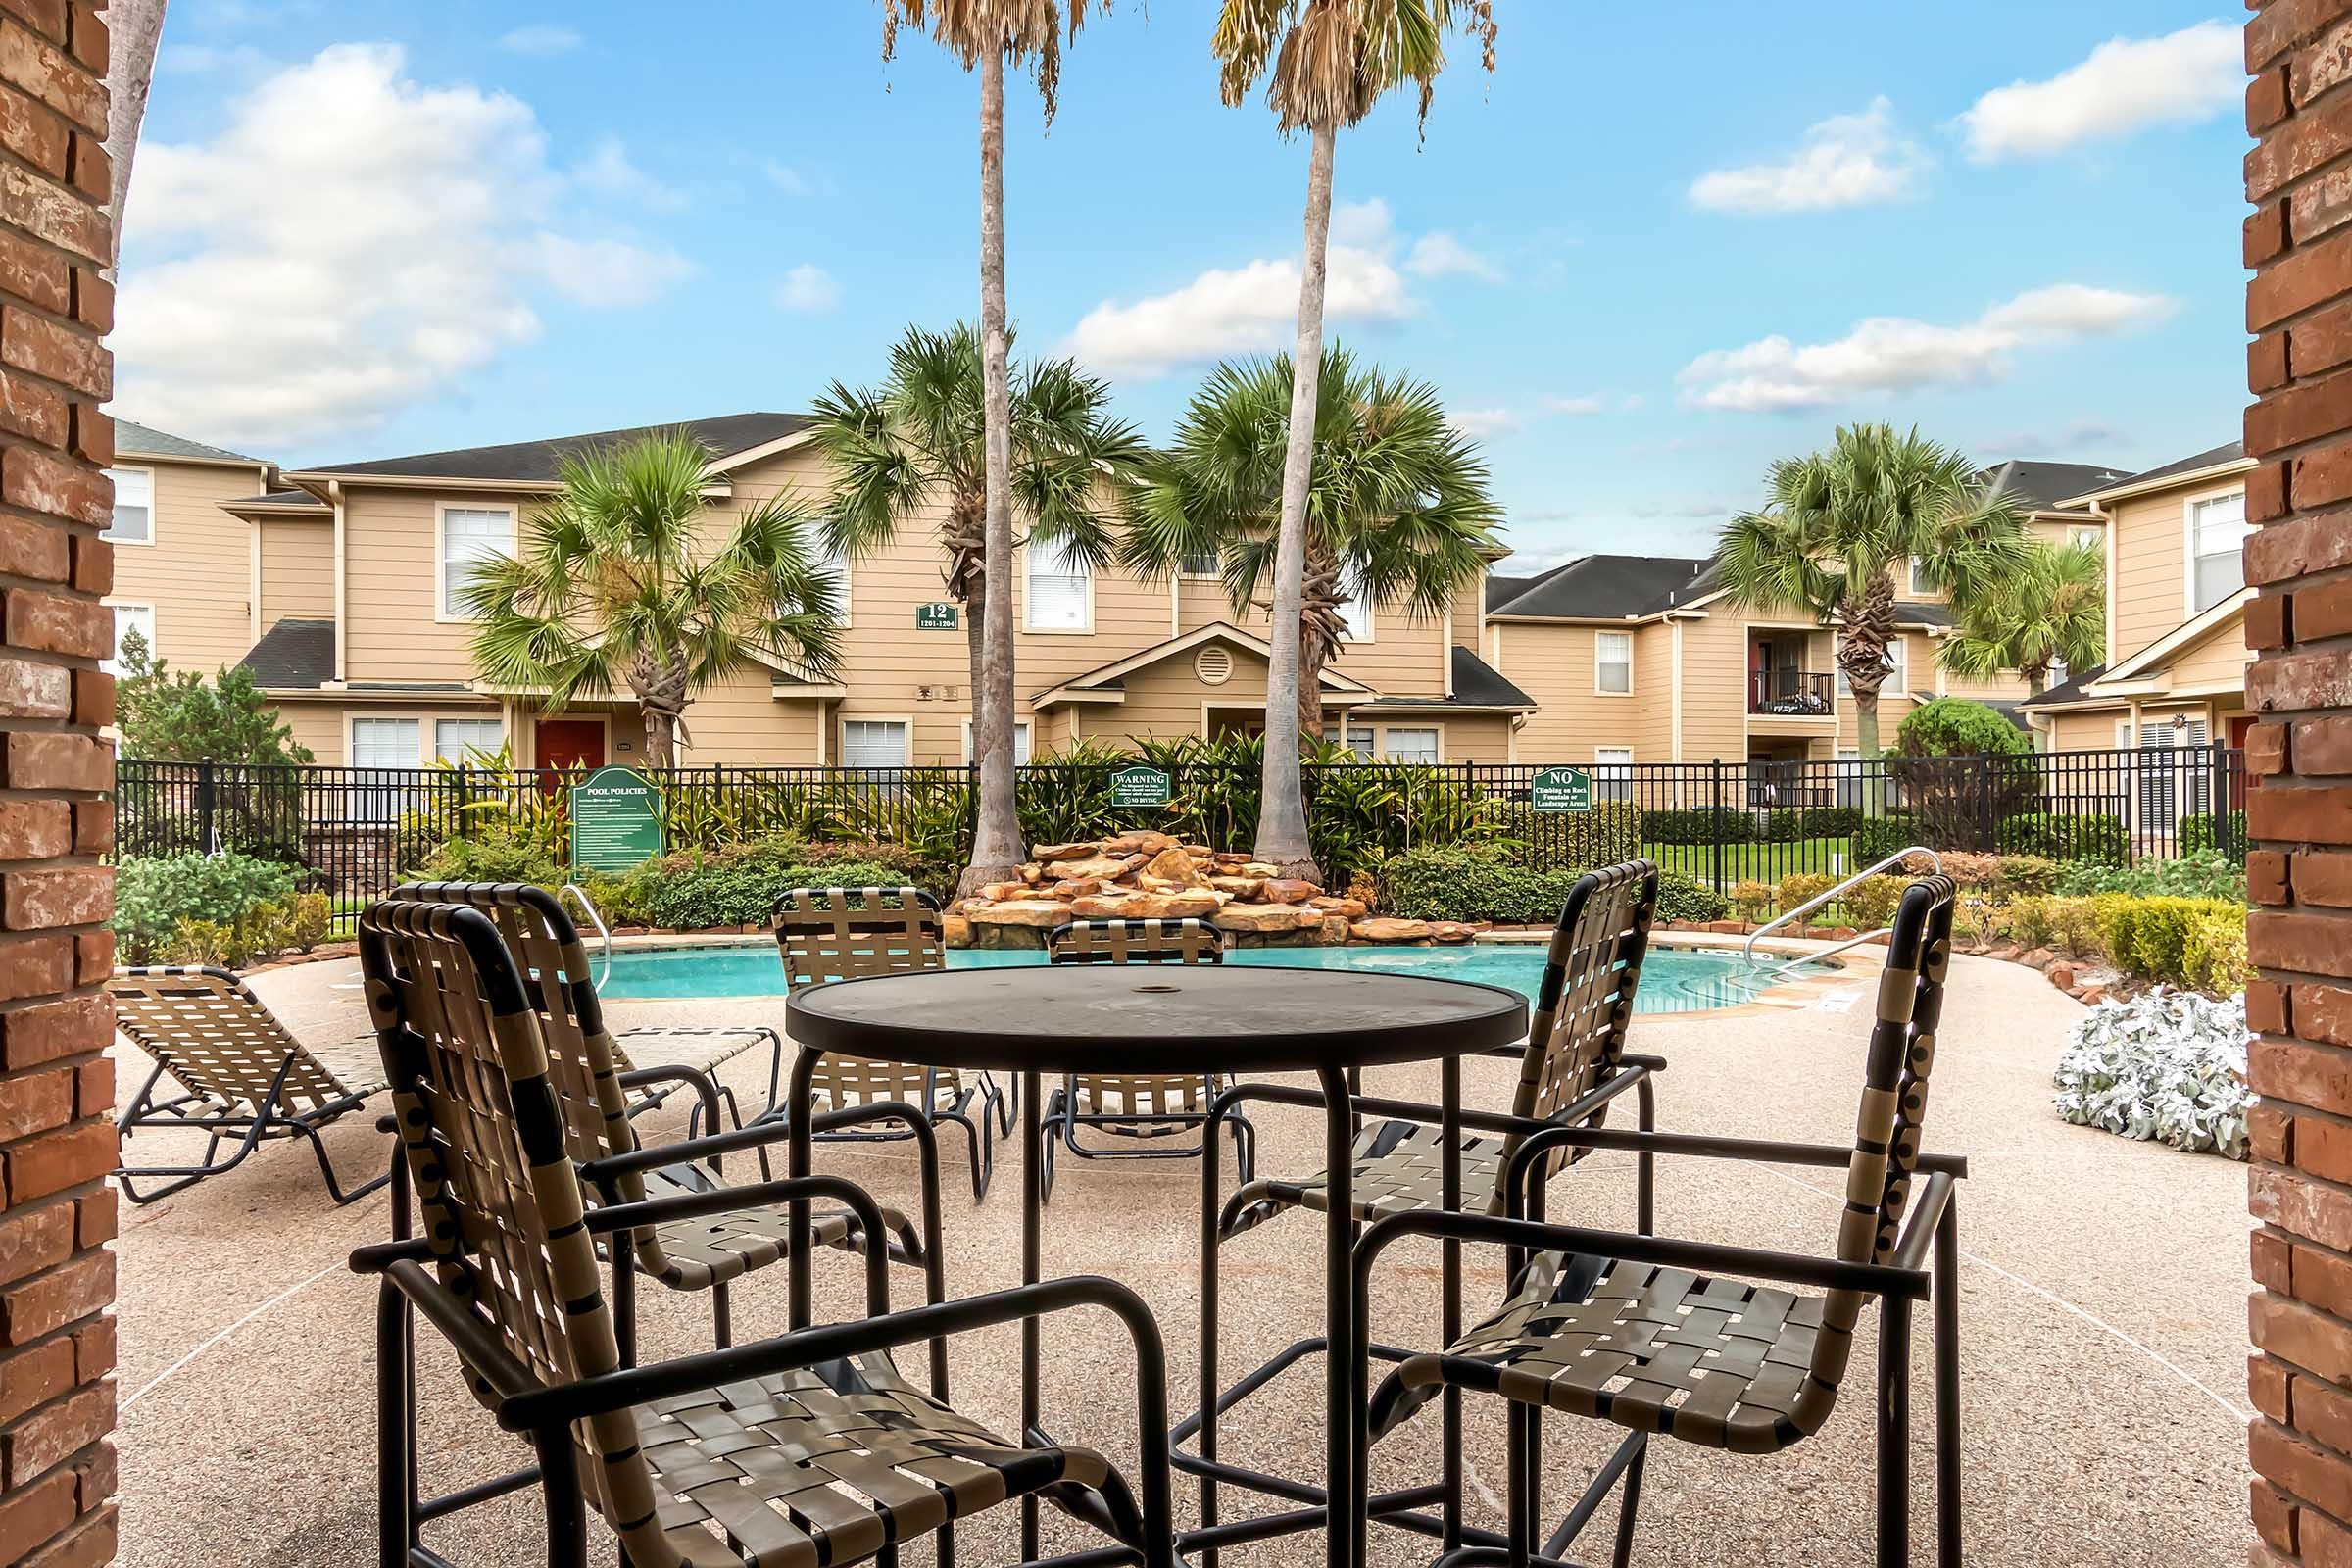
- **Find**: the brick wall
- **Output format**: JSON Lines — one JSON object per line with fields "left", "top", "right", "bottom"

{"left": 0, "top": 2, "right": 114, "bottom": 1565}
{"left": 2247, "top": 5, "right": 2352, "bottom": 1563}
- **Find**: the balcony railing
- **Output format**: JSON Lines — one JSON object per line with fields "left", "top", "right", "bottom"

{"left": 1748, "top": 668, "right": 1836, "bottom": 716}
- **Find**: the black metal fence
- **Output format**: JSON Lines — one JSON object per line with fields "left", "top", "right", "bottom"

{"left": 117, "top": 747, "right": 2247, "bottom": 933}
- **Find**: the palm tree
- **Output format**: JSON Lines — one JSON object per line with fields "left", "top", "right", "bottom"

{"left": 1122, "top": 347, "right": 1500, "bottom": 785}
{"left": 1716, "top": 423, "right": 2029, "bottom": 760}
{"left": 466, "top": 431, "right": 843, "bottom": 768}
{"left": 878, "top": 1, "right": 1109, "bottom": 893}
{"left": 810, "top": 323, "right": 1146, "bottom": 897}
{"left": 1210, "top": 0, "right": 1498, "bottom": 875}
{"left": 1941, "top": 537, "right": 2106, "bottom": 701}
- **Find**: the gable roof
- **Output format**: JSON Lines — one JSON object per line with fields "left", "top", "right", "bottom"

{"left": 293, "top": 412, "right": 815, "bottom": 485}
{"left": 1351, "top": 647, "right": 1537, "bottom": 714}
{"left": 237, "top": 618, "right": 335, "bottom": 690}
{"left": 2057, "top": 441, "right": 2249, "bottom": 507}
{"left": 1029, "top": 621, "right": 1375, "bottom": 708}
{"left": 114, "top": 420, "right": 262, "bottom": 466}
{"left": 2017, "top": 662, "right": 2106, "bottom": 710}
{"left": 1487, "top": 554, "right": 1715, "bottom": 619}
{"left": 1979, "top": 459, "right": 2130, "bottom": 514}
{"left": 221, "top": 489, "right": 332, "bottom": 516}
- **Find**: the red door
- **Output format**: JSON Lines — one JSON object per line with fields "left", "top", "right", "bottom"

{"left": 535, "top": 719, "right": 606, "bottom": 790}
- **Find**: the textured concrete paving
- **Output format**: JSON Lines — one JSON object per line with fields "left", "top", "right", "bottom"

{"left": 110, "top": 952, "right": 2250, "bottom": 1567}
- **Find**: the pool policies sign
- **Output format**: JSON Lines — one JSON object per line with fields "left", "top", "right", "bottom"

{"left": 1530, "top": 765, "right": 1592, "bottom": 813}
{"left": 569, "top": 764, "right": 664, "bottom": 873}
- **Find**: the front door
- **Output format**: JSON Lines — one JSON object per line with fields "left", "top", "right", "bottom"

{"left": 535, "top": 719, "right": 606, "bottom": 788}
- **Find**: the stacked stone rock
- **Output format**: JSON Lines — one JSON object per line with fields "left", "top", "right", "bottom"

{"left": 946, "top": 832, "right": 1485, "bottom": 948}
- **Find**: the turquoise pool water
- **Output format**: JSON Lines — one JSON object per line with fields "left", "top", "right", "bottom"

{"left": 599, "top": 940, "right": 1821, "bottom": 1015}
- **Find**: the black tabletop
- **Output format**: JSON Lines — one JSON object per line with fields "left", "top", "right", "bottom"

{"left": 783, "top": 962, "right": 1529, "bottom": 1074}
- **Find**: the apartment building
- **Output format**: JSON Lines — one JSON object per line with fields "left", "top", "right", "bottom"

{"left": 217, "top": 412, "right": 1534, "bottom": 768}
{"left": 2019, "top": 441, "right": 2259, "bottom": 759}
{"left": 101, "top": 420, "right": 279, "bottom": 678}
{"left": 1483, "top": 462, "right": 2122, "bottom": 783}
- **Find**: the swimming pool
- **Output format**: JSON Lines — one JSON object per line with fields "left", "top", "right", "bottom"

{"left": 597, "top": 940, "right": 1827, "bottom": 1015}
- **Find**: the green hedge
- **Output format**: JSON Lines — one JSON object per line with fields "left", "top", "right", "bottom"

{"left": 1642, "top": 808, "right": 1750, "bottom": 846}
{"left": 1488, "top": 800, "right": 1643, "bottom": 869}
{"left": 1379, "top": 848, "right": 1725, "bottom": 925}
{"left": 2093, "top": 896, "right": 2247, "bottom": 990}
{"left": 2177, "top": 810, "right": 2248, "bottom": 862}
{"left": 641, "top": 850, "right": 918, "bottom": 930}
{"left": 1995, "top": 811, "right": 2128, "bottom": 865}
{"left": 113, "top": 852, "right": 297, "bottom": 964}
{"left": 1655, "top": 871, "right": 1730, "bottom": 923}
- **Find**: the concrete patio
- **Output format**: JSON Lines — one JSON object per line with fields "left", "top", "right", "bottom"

{"left": 110, "top": 950, "right": 2248, "bottom": 1567}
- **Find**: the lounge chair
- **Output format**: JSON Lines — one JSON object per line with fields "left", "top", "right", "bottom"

{"left": 108, "top": 966, "right": 392, "bottom": 1205}
{"left": 352, "top": 896, "right": 1177, "bottom": 1568}
{"left": 1038, "top": 916, "right": 1256, "bottom": 1200}
{"left": 1353, "top": 875, "right": 1966, "bottom": 1568}
{"left": 770, "top": 886, "right": 1005, "bottom": 1199}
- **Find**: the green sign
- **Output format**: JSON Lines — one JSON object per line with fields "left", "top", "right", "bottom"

{"left": 1109, "top": 764, "right": 1173, "bottom": 808}
{"left": 569, "top": 764, "right": 663, "bottom": 873}
{"left": 1530, "top": 765, "right": 1592, "bottom": 813}
{"left": 915, "top": 602, "right": 959, "bottom": 631}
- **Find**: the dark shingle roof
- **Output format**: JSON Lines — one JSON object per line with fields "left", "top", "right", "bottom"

{"left": 1486, "top": 554, "right": 1714, "bottom": 619}
{"left": 2018, "top": 662, "right": 2107, "bottom": 709}
{"left": 1893, "top": 601, "right": 1953, "bottom": 630}
{"left": 237, "top": 618, "right": 335, "bottom": 690}
{"left": 2090, "top": 441, "right": 2247, "bottom": 496}
{"left": 223, "top": 489, "right": 330, "bottom": 511}
{"left": 114, "top": 419, "right": 262, "bottom": 465}
{"left": 1978, "top": 460, "right": 2131, "bottom": 513}
{"left": 1485, "top": 559, "right": 1573, "bottom": 612}
{"left": 1351, "top": 647, "right": 1536, "bottom": 712}
{"left": 302, "top": 412, "right": 814, "bottom": 483}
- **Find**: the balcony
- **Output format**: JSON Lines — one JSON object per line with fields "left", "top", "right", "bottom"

{"left": 1748, "top": 667, "right": 1836, "bottom": 719}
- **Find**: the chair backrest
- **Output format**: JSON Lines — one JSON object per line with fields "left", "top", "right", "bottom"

{"left": 772, "top": 886, "right": 954, "bottom": 1105}
{"left": 1501, "top": 859, "right": 1660, "bottom": 1197}
{"left": 1795, "top": 874, "right": 1957, "bottom": 1434}
{"left": 359, "top": 898, "right": 680, "bottom": 1568}
{"left": 109, "top": 966, "right": 353, "bottom": 1112}
{"left": 1048, "top": 917, "right": 1224, "bottom": 966}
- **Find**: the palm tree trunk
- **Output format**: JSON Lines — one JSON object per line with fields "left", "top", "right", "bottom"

{"left": 1297, "top": 544, "right": 1346, "bottom": 742}
{"left": 960, "top": 45, "right": 1027, "bottom": 900}
{"left": 1252, "top": 117, "right": 1336, "bottom": 882}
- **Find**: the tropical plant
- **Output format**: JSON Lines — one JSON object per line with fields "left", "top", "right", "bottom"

{"left": 2053, "top": 989, "right": 2250, "bottom": 1157}
{"left": 1207, "top": 0, "right": 1498, "bottom": 877}
{"left": 1716, "top": 424, "right": 2031, "bottom": 760}
{"left": 810, "top": 322, "right": 1145, "bottom": 895}
{"left": 1939, "top": 537, "right": 2106, "bottom": 702}
{"left": 466, "top": 430, "right": 842, "bottom": 769}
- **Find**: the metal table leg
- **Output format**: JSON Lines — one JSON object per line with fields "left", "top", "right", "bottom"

{"left": 1319, "top": 1064, "right": 1352, "bottom": 1568}
{"left": 1024, "top": 1067, "right": 1043, "bottom": 1560}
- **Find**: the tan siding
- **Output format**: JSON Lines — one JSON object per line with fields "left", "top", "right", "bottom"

{"left": 1491, "top": 621, "right": 1646, "bottom": 761}
{"left": 1442, "top": 713, "right": 1514, "bottom": 762}
{"left": 671, "top": 663, "right": 820, "bottom": 766}
{"left": 2108, "top": 478, "right": 2247, "bottom": 661}
{"left": 2167, "top": 613, "right": 2253, "bottom": 692}
{"left": 342, "top": 486, "right": 518, "bottom": 683}
{"left": 110, "top": 457, "right": 269, "bottom": 673}
{"left": 258, "top": 518, "right": 334, "bottom": 625}
{"left": 274, "top": 700, "right": 348, "bottom": 763}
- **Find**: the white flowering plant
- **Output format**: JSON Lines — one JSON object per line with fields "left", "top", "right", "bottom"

{"left": 2051, "top": 987, "right": 2252, "bottom": 1159}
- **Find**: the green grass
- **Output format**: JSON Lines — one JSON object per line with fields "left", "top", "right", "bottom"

{"left": 1642, "top": 836, "right": 1860, "bottom": 888}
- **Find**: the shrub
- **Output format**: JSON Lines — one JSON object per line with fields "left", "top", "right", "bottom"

{"left": 1755, "top": 808, "right": 1808, "bottom": 844}
{"left": 1731, "top": 880, "right": 1773, "bottom": 920}
{"left": 1378, "top": 848, "right": 1584, "bottom": 924}
{"left": 1777, "top": 871, "right": 1836, "bottom": 917}
{"left": 1798, "top": 806, "right": 1863, "bottom": 839}
{"left": 1487, "top": 800, "right": 1643, "bottom": 871}
{"left": 113, "top": 853, "right": 298, "bottom": 965}
{"left": 2181, "top": 910, "right": 2252, "bottom": 997}
{"left": 1997, "top": 811, "right": 2127, "bottom": 865}
{"left": 1895, "top": 697, "right": 2033, "bottom": 759}
{"left": 1641, "top": 807, "right": 1750, "bottom": 847}
{"left": 412, "top": 818, "right": 564, "bottom": 886}
{"left": 2052, "top": 989, "right": 2250, "bottom": 1157}
{"left": 1654, "top": 871, "right": 1729, "bottom": 924}
{"left": 1936, "top": 851, "right": 2001, "bottom": 891}
{"left": 1851, "top": 812, "right": 1926, "bottom": 865}
{"left": 2053, "top": 897, "right": 2108, "bottom": 956}
{"left": 2056, "top": 851, "right": 2245, "bottom": 904}
{"left": 1840, "top": 875, "right": 1906, "bottom": 930}
{"left": 2177, "top": 810, "right": 2248, "bottom": 861}
{"left": 2089, "top": 896, "right": 2245, "bottom": 987}
{"left": 1993, "top": 855, "right": 2061, "bottom": 898}
{"left": 644, "top": 850, "right": 912, "bottom": 930}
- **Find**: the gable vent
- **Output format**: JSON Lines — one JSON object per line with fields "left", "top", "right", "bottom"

{"left": 1195, "top": 646, "right": 1234, "bottom": 686}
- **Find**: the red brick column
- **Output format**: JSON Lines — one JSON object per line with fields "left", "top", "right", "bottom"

{"left": 2247, "top": 4, "right": 2352, "bottom": 1562}
{"left": 0, "top": 2, "right": 115, "bottom": 1565}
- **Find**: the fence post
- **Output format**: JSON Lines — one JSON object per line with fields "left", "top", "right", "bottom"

{"left": 2210, "top": 744, "right": 2230, "bottom": 839}
{"left": 1709, "top": 758, "right": 1725, "bottom": 897}
{"left": 195, "top": 759, "right": 217, "bottom": 855}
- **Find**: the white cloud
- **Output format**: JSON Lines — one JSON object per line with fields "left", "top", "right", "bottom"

{"left": 1959, "top": 22, "right": 2240, "bottom": 162}
{"left": 1976, "top": 419, "right": 2130, "bottom": 461}
{"left": 1676, "top": 283, "right": 2174, "bottom": 413}
{"left": 1330, "top": 198, "right": 1393, "bottom": 246}
{"left": 1449, "top": 407, "right": 1521, "bottom": 438}
{"left": 1406, "top": 232, "right": 1502, "bottom": 282}
{"left": 1543, "top": 394, "right": 1604, "bottom": 415}
{"left": 776, "top": 264, "right": 843, "bottom": 314}
{"left": 113, "top": 43, "right": 692, "bottom": 447}
{"left": 498, "top": 24, "right": 583, "bottom": 56}
{"left": 1494, "top": 543, "right": 1582, "bottom": 575}
{"left": 1690, "top": 97, "right": 1928, "bottom": 215}
{"left": 764, "top": 162, "right": 808, "bottom": 196}
{"left": 572, "top": 135, "right": 687, "bottom": 212}
{"left": 1620, "top": 393, "right": 1645, "bottom": 411}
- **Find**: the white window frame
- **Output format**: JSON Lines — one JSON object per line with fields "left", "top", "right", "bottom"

{"left": 959, "top": 717, "right": 1032, "bottom": 765}
{"left": 1022, "top": 539, "right": 1094, "bottom": 633}
{"left": 1338, "top": 578, "right": 1376, "bottom": 644}
{"left": 1906, "top": 557, "right": 1931, "bottom": 596}
{"left": 1177, "top": 548, "right": 1221, "bottom": 579}
{"left": 433, "top": 716, "right": 506, "bottom": 763}
{"left": 435, "top": 502, "right": 517, "bottom": 623}
{"left": 348, "top": 714, "right": 427, "bottom": 823}
{"left": 1593, "top": 745, "right": 1635, "bottom": 803}
{"left": 1344, "top": 724, "right": 1376, "bottom": 755}
{"left": 1377, "top": 725, "right": 1442, "bottom": 763}
{"left": 1836, "top": 633, "right": 1907, "bottom": 698}
{"left": 840, "top": 715, "right": 913, "bottom": 769}
{"left": 807, "top": 531, "right": 854, "bottom": 628}
{"left": 2183, "top": 488, "right": 2249, "bottom": 618}
{"left": 103, "top": 601, "right": 155, "bottom": 675}
{"left": 1594, "top": 630, "right": 1633, "bottom": 696}
{"left": 103, "top": 466, "right": 155, "bottom": 546}
{"left": 2069, "top": 526, "right": 2103, "bottom": 553}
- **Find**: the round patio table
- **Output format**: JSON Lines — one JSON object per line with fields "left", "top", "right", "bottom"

{"left": 783, "top": 962, "right": 1527, "bottom": 1568}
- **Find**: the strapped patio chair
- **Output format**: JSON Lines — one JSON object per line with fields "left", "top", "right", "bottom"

{"left": 771, "top": 886, "right": 1005, "bottom": 1200}
{"left": 351, "top": 896, "right": 1177, "bottom": 1568}
{"left": 1037, "top": 917, "right": 1256, "bottom": 1200}
{"left": 109, "top": 966, "right": 391, "bottom": 1205}
{"left": 391, "top": 882, "right": 940, "bottom": 1356}
{"left": 1353, "top": 875, "right": 1966, "bottom": 1568}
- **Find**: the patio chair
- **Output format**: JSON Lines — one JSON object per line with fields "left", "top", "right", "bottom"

{"left": 1352, "top": 875, "right": 1966, "bottom": 1568}
{"left": 770, "top": 886, "right": 1006, "bottom": 1200}
{"left": 1038, "top": 917, "right": 1257, "bottom": 1200}
{"left": 108, "top": 966, "right": 392, "bottom": 1206}
{"left": 390, "top": 881, "right": 940, "bottom": 1357}
{"left": 351, "top": 897, "right": 1177, "bottom": 1568}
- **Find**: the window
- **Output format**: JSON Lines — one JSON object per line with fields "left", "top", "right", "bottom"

{"left": 1381, "top": 727, "right": 1439, "bottom": 763}
{"left": 440, "top": 507, "right": 514, "bottom": 619}
{"left": 1836, "top": 634, "right": 1906, "bottom": 697}
{"left": 1338, "top": 579, "right": 1375, "bottom": 643}
{"left": 1025, "top": 539, "right": 1091, "bottom": 630}
{"left": 809, "top": 532, "right": 852, "bottom": 622}
{"left": 2190, "top": 491, "right": 2249, "bottom": 613}
{"left": 434, "top": 718, "right": 505, "bottom": 763}
{"left": 1906, "top": 557, "right": 1931, "bottom": 596}
{"left": 841, "top": 718, "right": 910, "bottom": 769}
{"left": 1179, "top": 549, "right": 1221, "bottom": 578}
{"left": 1593, "top": 746, "right": 1634, "bottom": 802}
{"left": 1345, "top": 725, "right": 1375, "bottom": 755}
{"left": 2070, "top": 526, "right": 2102, "bottom": 553}
{"left": 1595, "top": 631, "right": 1632, "bottom": 695}
{"left": 104, "top": 604, "right": 154, "bottom": 675}
{"left": 352, "top": 717, "right": 422, "bottom": 822}
{"left": 962, "top": 720, "right": 1032, "bottom": 764}
{"left": 104, "top": 468, "right": 152, "bottom": 544}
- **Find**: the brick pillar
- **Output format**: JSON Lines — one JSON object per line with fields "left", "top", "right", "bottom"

{"left": 0, "top": 3, "right": 117, "bottom": 1565}
{"left": 2247, "top": 5, "right": 2352, "bottom": 1563}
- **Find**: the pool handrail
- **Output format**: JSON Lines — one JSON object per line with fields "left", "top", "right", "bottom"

{"left": 1741, "top": 845, "right": 1940, "bottom": 973}
{"left": 560, "top": 883, "right": 612, "bottom": 991}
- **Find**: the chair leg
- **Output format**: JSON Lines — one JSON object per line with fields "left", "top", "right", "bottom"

{"left": 1935, "top": 1197, "right": 1962, "bottom": 1568}
{"left": 942, "top": 1109, "right": 989, "bottom": 1202}
{"left": 994, "top": 1073, "right": 1016, "bottom": 1138}
{"left": 294, "top": 1116, "right": 393, "bottom": 1206}
{"left": 376, "top": 1277, "right": 416, "bottom": 1568}
{"left": 711, "top": 1281, "right": 733, "bottom": 1349}
{"left": 1878, "top": 1299, "right": 1914, "bottom": 1568}
{"left": 1611, "top": 1441, "right": 1645, "bottom": 1568}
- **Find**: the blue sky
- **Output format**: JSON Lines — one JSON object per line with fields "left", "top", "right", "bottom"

{"left": 117, "top": 1, "right": 2251, "bottom": 567}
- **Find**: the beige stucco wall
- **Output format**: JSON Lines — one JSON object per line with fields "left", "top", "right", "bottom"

{"left": 256, "top": 516, "right": 334, "bottom": 626}
{"left": 109, "top": 455, "right": 271, "bottom": 674}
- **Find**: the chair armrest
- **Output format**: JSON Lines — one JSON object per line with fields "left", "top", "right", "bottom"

{"left": 380, "top": 1257, "right": 549, "bottom": 1401}
{"left": 581, "top": 1098, "right": 929, "bottom": 1183}
{"left": 585, "top": 1173, "right": 915, "bottom": 1279}
{"left": 1887, "top": 1170, "right": 1956, "bottom": 1274}
{"left": 1212, "top": 1061, "right": 1652, "bottom": 1145}
{"left": 1504, "top": 1123, "right": 1967, "bottom": 1210}
{"left": 349, "top": 1237, "right": 435, "bottom": 1275}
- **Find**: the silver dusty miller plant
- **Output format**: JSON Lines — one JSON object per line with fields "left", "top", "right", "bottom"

{"left": 2052, "top": 987, "right": 2252, "bottom": 1159}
